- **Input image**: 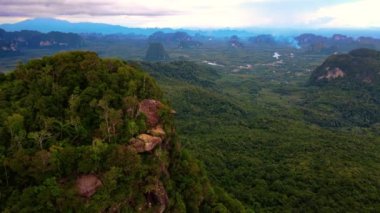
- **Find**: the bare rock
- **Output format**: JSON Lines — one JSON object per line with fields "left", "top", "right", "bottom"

{"left": 138, "top": 134, "right": 162, "bottom": 151}
{"left": 145, "top": 180, "right": 169, "bottom": 213}
{"left": 129, "top": 138, "right": 146, "bottom": 153}
{"left": 148, "top": 125, "right": 166, "bottom": 138}
{"left": 138, "top": 99, "right": 163, "bottom": 127}
{"left": 76, "top": 175, "right": 102, "bottom": 198}
{"left": 318, "top": 67, "right": 345, "bottom": 80}
{"left": 130, "top": 134, "right": 162, "bottom": 153}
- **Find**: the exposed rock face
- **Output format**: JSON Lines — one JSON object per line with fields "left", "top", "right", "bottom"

{"left": 76, "top": 175, "right": 102, "bottom": 198}
{"left": 138, "top": 99, "right": 163, "bottom": 128}
{"left": 130, "top": 134, "right": 162, "bottom": 153}
{"left": 148, "top": 125, "right": 166, "bottom": 138}
{"left": 309, "top": 48, "right": 380, "bottom": 85}
{"left": 318, "top": 67, "right": 345, "bottom": 80}
{"left": 128, "top": 99, "right": 172, "bottom": 153}
{"left": 127, "top": 99, "right": 173, "bottom": 212}
{"left": 145, "top": 180, "right": 169, "bottom": 213}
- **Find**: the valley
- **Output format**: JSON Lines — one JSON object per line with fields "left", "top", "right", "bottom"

{"left": 1, "top": 27, "right": 380, "bottom": 212}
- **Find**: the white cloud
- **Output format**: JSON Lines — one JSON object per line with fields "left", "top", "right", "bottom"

{"left": 0, "top": 0, "right": 268, "bottom": 28}
{"left": 304, "top": 0, "right": 380, "bottom": 28}
{"left": 102, "top": 0, "right": 270, "bottom": 28}
{"left": 0, "top": 0, "right": 379, "bottom": 28}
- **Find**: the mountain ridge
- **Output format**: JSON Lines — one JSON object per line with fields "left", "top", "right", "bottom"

{"left": 0, "top": 18, "right": 250, "bottom": 37}
{"left": 0, "top": 51, "right": 246, "bottom": 212}
{"left": 0, "top": 18, "right": 168, "bottom": 35}
{"left": 309, "top": 48, "right": 380, "bottom": 86}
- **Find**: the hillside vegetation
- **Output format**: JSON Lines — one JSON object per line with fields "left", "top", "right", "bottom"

{"left": 306, "top": 48, "right": 380, "bottom": 127}
{"left": 0, "top": 51, "right": 245, "bottom": 212}
{"left": 140, "top": 59, "right": 380, "bottom": 212}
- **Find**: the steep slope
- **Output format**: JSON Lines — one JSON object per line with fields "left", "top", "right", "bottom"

{"left": 145, "top": 43, "right": 170, "bottom": 61}
{"left": 309, "top": 48, "right": 380, "bottom": 86}
{"left": 137, "top": 60, "right": 380, "bottom": 212}
{"left": 0, "top": 51, "right": 245, "bottom": 212}
{"left": 305, "top": 48, "right": 380, "bottom": 126}
{"left": 136, "top": 61, "right": 220, "bottom": 87}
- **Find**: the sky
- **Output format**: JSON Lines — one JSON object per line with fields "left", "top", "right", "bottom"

{"left": 0, "top": 0, "right": 379, "bottom": 29}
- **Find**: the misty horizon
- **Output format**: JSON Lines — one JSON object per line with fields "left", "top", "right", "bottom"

{"left": 2, "top": 17, "right": 380, "bottom": 39}
{"left": 0, "top": 0, "right": 379, "bottom": 29}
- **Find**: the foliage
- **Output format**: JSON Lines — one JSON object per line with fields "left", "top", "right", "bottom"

{"left": 0, "top": 51, "right": 244, "bottom": 212}
{"left": 307, "top": 48, "right": 380, "bottom": 126}
{"left": 143, "top": 59, "right": 380, "bottom": 212}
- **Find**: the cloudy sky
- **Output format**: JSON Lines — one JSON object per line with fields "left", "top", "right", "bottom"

{"left": 0, "top": 0, "right": 379, "bottom": 28}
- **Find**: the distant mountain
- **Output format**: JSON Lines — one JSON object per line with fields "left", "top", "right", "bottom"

{"left": 248, "top": 34, "right": 276, "bottom": 45}
{"left": 3, "top": 18, "right": 380, "bottom": 39}
{"left": 0, "top": 18, "right": 255, "bottom": 37}
{"left": 0, "top": 18, "right": 166, "bottom": 35}
{"left": 147, "top": 31, "right": 202, "bottom": 49}
{"left": 0, "top": 28, "right": 82, "bottom": 57}
{"left": 228, "top": 35, "right": 244, "bottom": 48}
{"left": 305, "top": 48, "right": 380, "bottom": 127}
{"left": 309, "top": 48, "right": 380, "bottom": 86}
{"left": 148, "top": 31, "right": 192, "bottom": 43}
{"left": 145, "top": 43, "right": 170, "bottom": 61}
{"left": 295, "top": 33, "right": 380, "bottom": 53}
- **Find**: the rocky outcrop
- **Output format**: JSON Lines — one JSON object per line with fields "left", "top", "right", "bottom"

{"left": 76, "top": 175, "right": 102, "bottom": 198}
{"left": 309, "top": 48, "right": 380, "bottom": 85}
{"left": 129, "top": 99, "right": 172, "bottom": 153}
{"left": 130, "top": 134, "right": 162, "bottom": 153}
{"left": 318, "top": 67, "right": 345, "bottom": 80}
{"left": 145, "top": 180, "right": 169, "bottom": 213}
{"left": 138, "top": 99, "right": 163, "bottom": 127}
{"left": 129, "top": 99, "right": 171, "bottom": 212}
{"left": 148, "top": 125, "right": 166, "bottom": 138}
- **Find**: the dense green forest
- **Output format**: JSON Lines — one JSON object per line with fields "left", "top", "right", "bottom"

{"left": 0, "top": 51, "right": 245, "bottom": 212}
{"left": 1, "top": 30, "right": 380, "bottom": 212}
{"left": 139, "top": 58, "right": 380, "bottom": 212}
{"left": 307, "top": 48, "right": 380, "bottom": 127}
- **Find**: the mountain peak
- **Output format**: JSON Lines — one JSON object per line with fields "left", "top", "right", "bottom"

{"left": 23, "top": 17, "right": 71, "bottom": 24}
{"left": 0, "top": 18, "right": 142, "bottom": 34}
{"left": 309, "top": 48, "right": 380, "bottom": 86}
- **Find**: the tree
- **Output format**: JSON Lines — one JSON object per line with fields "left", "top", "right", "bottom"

{"left": 28, "top": 130, "right": 51, "bottom": 150}
{"left": 97, "top": 97, "right": 122, "bottom": 142}
{"left": 5, "top": 113, "right": 26, "bottom": 150}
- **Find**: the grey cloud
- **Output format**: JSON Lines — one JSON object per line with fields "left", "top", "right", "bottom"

{"left": 0, "top": 0, "right": 106, "bottom": 5}
{"left": 0, "top": 0, "right": 178, "bottom": 17}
